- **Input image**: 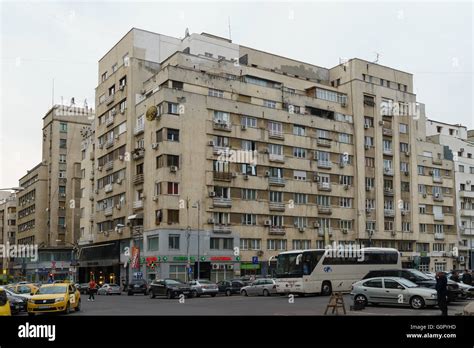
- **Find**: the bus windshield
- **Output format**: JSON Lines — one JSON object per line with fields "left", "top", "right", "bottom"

{"left": 276, "top": 253, "right": 303, "bottom": 278}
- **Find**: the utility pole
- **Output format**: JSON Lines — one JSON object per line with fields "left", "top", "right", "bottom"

{"left": 193, "top": 201, "right": 201, "bottom": 279}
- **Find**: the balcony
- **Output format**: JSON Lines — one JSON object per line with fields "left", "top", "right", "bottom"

{"left": 133, "top": 174, "right": 144, "bottom": 185}
{"left": 268, "top": 129, "right": 284, "bottom": 140}
{"left": 383, "top": 188, "right": 394, "bottom": 196}
{"left": 317, "top": 228, "right": 333, "bottom": 237}
{"left": 213, "top": 146, "right": 229, "bottom": 155}
{"left": 433, "top": 176, "right": 443, "bottom": 183}
{"left": 268, "top": 177, "right": 286, "bottom": 186}
{"left": 383, "top": 168, "right": 394, "bottom": 176}
{"left": 384, "top": 209, "right": 395, "bottom": 217}
{"left": 316, "top": 138, "right": 331, "bottom": 147}
{"left": 213, "top": 172, "right": 233, "bottom": 181}
{"left": 213, "top": 121, "right": 232, "bottom": 132}
{"left": 460, "top": 209, "right": 474, "bottom": 217}
{"left": 317, "top": 182, "right": 332, "bottom": 191}
{"left": 269, "top": 226, "right": 286, "bottom": 235}
{"left": 213, "top": 224, "right": 232, "bottom": 234}
{"left": 134, "top": 123, "right": 144, "bottom": 135}
{"left": 105, "top": 116, "right": 114, "bottom": 127}
{"left": 269, "top": 153, "right": 285, "bottom": 162}
{"left": 460, "top": 190, "right": 474, "bottom": 198}
{"left": 383, "top": 148, "right": 393, "bottom": 156}
{"left": 317, "top": 160, "right": 332, "bottom": 169}
{"left": 269, "top": 202, "right": 285, "bottom": 211}
{"left": 382, "top": 128, "right": 393, "bottom": 136}
{"left": 58, "top": 193, "right": 66, "bottom": 200}
{"left": 105, "top": 139, "right": 114, "bottom": 149}
{"left": 89, "top": 151, "right": 95, "bottom": 160}
{"left": 132, "top": 148, "right": 145, "bottom": 160}
{"left": 104, "top": 184, "right": 113, "bottom": 193}
{"left": 432, "top": 157, "right": 443, "bottom": 165}
{"left": 433, "top": 194, "right": 444, "bottom": 202}
{"left": 317, "top": 205, "right": 332, "bottom": 215}
{"left": 434, "top": 232, "right": 445, "bottom": 240}
{"left": 213, "top": 197, "right": 232, "bottom": 208}
{"left": 434, "top": 214, "right": 445, "bottom": 221}
{"left": 104, "top": 206, "right": 113, "bottom": 216}
{"left": 133, "top": 200, "right": 144, "bottom": 210}
{"left": 461, "top": 227, "right": 474, "bottom": 236}
{"left": 104, "top": 94, "right": 114, "bottom": 106}
{"left": 104, "top": 161, "right": 114, "bottom": 171}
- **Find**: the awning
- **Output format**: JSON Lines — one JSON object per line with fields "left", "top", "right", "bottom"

{"left": 79, "top": 242, "right": 120, "bottom": 262}
{"left": 128, "top": 213, "right": 143, "bottom": 220}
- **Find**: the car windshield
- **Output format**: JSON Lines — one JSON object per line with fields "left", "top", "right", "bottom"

{"left": 197, "top": 280, "right": 212, "bottom": 284}
{"left": 408, "top": 269, "right": 431, "bottom": 280}
{"left": 37, "top": 286, "right": 67, "bottom": 294}
{"left": 397, "top": 278, "right": 418, "bottom": 288}
{"left": 165, "top": 280, "right": 183, "bottom": 285}
{"left": 276, "top": 253, "right": 303, "bottom": 278}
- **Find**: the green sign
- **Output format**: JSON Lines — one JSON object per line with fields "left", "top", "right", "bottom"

{"left": 173, "top": 256, "right": 197, "bottom": 262}
{"left": 241, "top": 264, "right": 260, "bottom": 270}
{"left": 236, "top": 256, "right": 241, "bottom": 261}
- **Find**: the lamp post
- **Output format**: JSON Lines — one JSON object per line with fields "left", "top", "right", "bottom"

{"left": 192, "top": 201, "right": 201, "bottom": 280}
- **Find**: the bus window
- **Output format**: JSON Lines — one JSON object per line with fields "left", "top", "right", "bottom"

{"left": 302, "top": 251, "right": 324, "bottom": 274}
{"left": 276, "top": 253, "right": 303, "bottom": 278}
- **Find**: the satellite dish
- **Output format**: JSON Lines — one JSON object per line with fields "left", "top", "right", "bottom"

{"left": 146, "top": 105, "right": 158, "bottom": 121}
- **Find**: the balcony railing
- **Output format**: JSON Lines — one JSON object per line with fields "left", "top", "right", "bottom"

{"left": 213, "top": 121, "right": 232, "bottom": 131}
{"left": 460, "top": 190, "right": 474, "bottom": 198}
{"left": 433, "top": 194, "right": 444, "bottom": 202}
{"left": 383, "top": 168, "right": 394, "bottom": 176}
{"left": 213, "top": 197, "right": 232, "bottom": 207}
{"left": 383, "top": 148, "right": 393, "bottom": 156}
{"left": 382, "top": 128, "right": 393, "bottom": 136}
{"left": 317, "top": 205, "right": 332, "bottom": 214}
{"left": 134, "top": 123, "right": 145, "bottom": 135}
{"left": 105, "top": 139, "right": 114, "bottom": 149}
{"left": 384, "top": 209, "right": 395, "bottom": 217}
{"left": 269, "top": 226, "right": 286, "bottom": 235}
{"left": 105, "top": 116, "right": 114, "bottom": 127}
{"left": 434, "top": 214, "right": 445, "bottom": 221}
{"left": 213, "top": 146, "right": 229, "bottom": 155}
{"left": 133, "top": 174, "right": 144, "bottom": 185}
{"left": 268, "top": 177, "right": 286, "bottom": 186}
{"left": 269, "top": 202, "right": 285, "bottom": 211}
{"left": 317, "top": 160, "right": 332, "bottom": 169}
{"left": 432, "top": 157, "right": 443, "bottom": 165}
{"left": 58, "top": 193, "right": 66, "bottom": 200}
{"left": 213, "top": 172, "right": 233, "bottom": 181}
{"left": 383, "top": 188, "right": 394, "bottom": 196}
{"left": 104, "top": 184, "right": 113, "bottom": 193}
{"left": 104, "top": 161, "right": 114, "bottom": 171}
{"left": 213, "top": 224, "right": 232, "bottom": 234}
{"left": 268, "top": 129, "right": 284, "bottom": 139}
{"left": 434, "top": 232, "right": 445, "bottom": 240}
{"left": 316, "top": 138, "right": 331, "bottom": 147}
{"left": 133, "top": 200, "right": 144, "bottom": 210}
{"left": 317, "top": 182, "right": 332, "bottom": 191}
{"left": 132, "top": 149, "right": 145, "bottom": 160}
{"left": 433, "top": 176, "right": 443, "bottom": 183}
{"left": 269, "top": 153, "right": 285, "bottom": 162}
{"left": 104, "top": 206, "right": 113, "bottom": 216}
{"left": 104, "top": 94, "right": 114, "bottom": 106}
{"left": 460, "top": 209, "right": 474, "bottom": 217}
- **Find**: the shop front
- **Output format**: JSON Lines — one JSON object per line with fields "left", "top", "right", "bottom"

{"left": 78, "top": 241, "right": 121, "bottom": 285}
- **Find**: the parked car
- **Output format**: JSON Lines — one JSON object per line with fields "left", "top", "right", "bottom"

{"left": 240, "top": 278, "right": 277, "bottom": 297}
{"left": 217, "top": 280, "right": 246, "bottom": 296}
{"left": 428, "top": 272, "right": 474, "bottom": 299}
{"left": 126, "top": 280, "right": 148, "bottom": 296}
{"left": 27, "top": 283, "right": 81, "bottom": 316}
{"left": 351, "top": 277, "right": 437, "bottom": 309}
{"left": 6, "top": 283, "right": 39, "bottom": 295}
{"left": 7, "top": 294, "right": 23, "bottom": 314}
{"left": 149, "top": 279, "right": 191, "bottom": 299}
{"left": 98, "top": 284, "right": 122, "bottom": 296}
{"left": 188, "top": 279, "right": 218, "bottom": 297}
{"left": 1, "top": 286, "right": 32, "bottom": 302}
{"left": 363, "top": 269, "right": 463, "bottom": 302}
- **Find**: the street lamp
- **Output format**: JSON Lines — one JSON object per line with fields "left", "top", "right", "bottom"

{"left": 192, "top": 201, "right": 201, "bottom": 280}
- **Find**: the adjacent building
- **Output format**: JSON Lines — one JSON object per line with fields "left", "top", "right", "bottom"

{"left": 0, "top": 193, "right": 17, "bottom": 283}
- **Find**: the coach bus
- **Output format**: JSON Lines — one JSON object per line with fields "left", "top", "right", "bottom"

{"left": 275, "top": 247, "right": 401, "bottom": 296}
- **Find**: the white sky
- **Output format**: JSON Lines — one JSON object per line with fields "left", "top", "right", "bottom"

{"left": 1, "top": 0, "right": 472, "bottom": 188}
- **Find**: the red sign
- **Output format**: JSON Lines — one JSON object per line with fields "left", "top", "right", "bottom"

{"left": 210, "top": 256, "right": 232, "bottom": 261}
{"left": 131, "top": 247, "right": 140, "bottom": 269}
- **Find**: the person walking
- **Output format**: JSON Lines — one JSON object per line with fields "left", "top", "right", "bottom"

{"left": 88, "top": 278, "right": 97, "bottom": 302}
{"left": 435, "top": 272, "right": 448, "bottom": 316}
{"left": 461, "top": 269, "right": 472, "bottom": 285}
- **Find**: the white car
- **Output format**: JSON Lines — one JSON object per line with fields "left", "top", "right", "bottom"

{"left": 351, "top": 277, "right": 438, "bottom": 309}
{"left": 97, "top": 284, "right": 122, "bottom": 295}
{"left": 0, "top": 286, "right": 32, "bottom": 300}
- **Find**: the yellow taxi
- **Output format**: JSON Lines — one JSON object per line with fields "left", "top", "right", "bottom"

{"left": 27, "top": 283, "right": 80, "bottom": 316}
{"left": 7, "top": 283, "right": 39, "bottom": 295}
{"left": 0, "top": 288, "right": 11, "bottom": 316}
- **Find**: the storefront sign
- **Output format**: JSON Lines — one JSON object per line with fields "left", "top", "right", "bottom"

{"left": 210, "top": 256, "right": 232, "bottom": 261}
{"left": 241, "top": 264, "right": 260, "bottom": 270}
{"left": 131, "top": 247, "right": 140, "bottom": 269}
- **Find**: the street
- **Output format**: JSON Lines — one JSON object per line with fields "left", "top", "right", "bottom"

{"left": 26, "top": 293, "right": 471, "bottom": 316}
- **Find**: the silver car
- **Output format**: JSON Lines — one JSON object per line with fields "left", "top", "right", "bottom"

{"left": 240, "top": 278, "right": 277, "bottom": 296}
{"left": 97, "top": 283, "right": 122, "bottom": 295}
{"left": 351, "top": 277, "right": 437, "bottom": 309}
{"left": 189, "top": 280, "right": 218, "bottom": 297}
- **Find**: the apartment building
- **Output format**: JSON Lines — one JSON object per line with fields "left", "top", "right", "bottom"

{"left": 0, "top": 193, "right": 17, "bottom": 282}
{"left": 14, "top": 104, "right": 93, "bottom": 281}
{"left": 86, "top": 28, "right": 459, "bottom": 283}
{"left": 426, "top": 119, "right": 474, "bottom": 269}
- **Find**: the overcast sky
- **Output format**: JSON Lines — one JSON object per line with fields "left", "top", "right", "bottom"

{"left": 1, "top": 1, "right": 472, "bottom": 188}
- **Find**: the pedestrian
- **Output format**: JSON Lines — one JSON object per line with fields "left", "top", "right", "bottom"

{"left": 88, "top": 278, "right": 97, "bottom": 302}
{"left": 47, "top": 275, "right": 54, "bottom": 284}
{"left": 462, "top": 269, "right": 472, "bottom": 285}
{"left": 435, "top": 272, "right": 448, "bottom": 316}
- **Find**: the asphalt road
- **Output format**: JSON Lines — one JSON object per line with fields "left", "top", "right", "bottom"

{"left": 46, "top": 292, "right": 471, "bottom": 316}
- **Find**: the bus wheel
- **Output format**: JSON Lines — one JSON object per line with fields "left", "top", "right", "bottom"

{"left": 321, "top": 281, "right": 332, "bottom": 296}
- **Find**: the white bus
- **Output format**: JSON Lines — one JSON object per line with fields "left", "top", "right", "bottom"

{"left": 275, "top": 248, "right": 401, "bottom": 295}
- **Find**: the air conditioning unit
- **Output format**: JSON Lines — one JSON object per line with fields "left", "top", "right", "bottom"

{"left": 342, "top": 229, "right": 348, "bottom": 234}
{"left": 339, "top": 162, "right": 345, "bottom": 168}
{"left": 243, "top": 174, "right": 249, "bottom": 180}
{"left": 241, "top": 125, "right": 247, "bottom": 130}
{"left": 467, "top": 180, "right": 471, "bottom": 184}
{"left": 209, "top": 191, "right": 216, "bottom": 197}
{"left": 391, "top": 231, "right": 396, "bottom": 236}
{"left": 264, "top": 171, "right": 270, "bottom": 177}
{"left": 364, "top": 124, "right": 370, "bottom": 129}
{"left": 264, "top": 220, "right": 272, "bottom": 226}
{"left": 89, "top": 197, "right": 94, "bottom": 201}
{"left": 98, "top": 143, "right": 103, "bottom": 149}
{"left": 116, "top": 228, "right": 123, "bottom": 234}
{"left": 423, "top": 193, "right": 427, "bottom": 198}
{"left": 140, "top": 89, "right": 146, "bottom": 95}
{"left": 404, "top": 171, "right": 409, "bottom": 176}
{"left": 460, "top": 148, "right": 465, "bottom": 153}
{"left": 379, "top": 121, "right": 384, "bottom": 126}
{"left": 212, "top": 264, "right": 219, "bottom": 270}
{"left": 119, "top": 85, "right": 125, "bottom": 91}
{"left": 226, "top": 264, "right": 234, "bottom": 270}
{"left": 207, "top": 218, "right": 215, "bottom": 224}
{"left": 115, "top": 204, "right": 121, "bottom": 210}
{"left": 231, "top": 172, "right": 237, "bottom": 178}
{"left": 208, "top": 140, "right": 215, "bottom": 146}
{"left": 95, "top": 189, "right": 99, "bottom": 194}
{"left": 402, "top": 210, "right": 408, "bottom": 216}
{"left": 429, "top": 170, "right": 434, "bottom": 175}
{"left": 115, "top": 134, "right": 120, "bottom": 140}
{"left": 263, "top": 148, "right": 269, "bottom": 154}
{"left": 104, "top": 230, "right": 109, "bottom": 237}
{"left": 405, "top": 151, "right": 410, "bottom": 157}
{"left": 118, "top": 155, "right": 124, "bottom": 161}
{"left": 111, "top": 109, "right": 116, "bottom": 116}
{"left": 298, "top": 227, "right": 305, "bottom": 232}
{"left": 341, "top": 101, "right": 347, "bottom": 107}
{"left": 435, "top": 193, "right": 440, "bottom": 198}
{"left": 151, "top": 143, "right": 159, "bottom": 150}
{"left": 98, "top": 166, "right": 103, "bottom": 171}
{"left": 313, "top": 221, "right": 320, "bottom": 228}
{"left": 459, "top": 256, "right": 465, "bottom": 262}
{"left": 152, "top": 196, "right": 159, "bottom": 201}
{"left": 170, "top": 166, "right": 178, "bottom": 172}
{"left": 366, "top": 208, "right": 372, "bottom": 214}
{"left": 116, "top": 179, "right": 122, "bottom": 185}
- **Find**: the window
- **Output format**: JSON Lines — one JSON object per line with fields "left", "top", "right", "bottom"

{"left": 240, "top": 239, "right": 261, "bottom": 250}
{"left": 433, "top": 243, "right": 445, "bottom": 252}
{"left": 167, "top": 128, "right": 179, "bottom": 142}
{"left": 60, "top": 139, "right": 67, "bottom": 148}
{"left": 339, "top": 220, "right": 353, "bottom": 230}
{"left": 208, "top": 88, "right": 224, "bottom": 98}
{"left": 293, "top": 125, "right": 305, "bottom": 136}
{"left": 168, "top": 235, "right": 180, "bottom": 250}
{"left": 59, "top": 154, "right": 66, "bottom": 163}
{"left": 383, "top": 140, "right": 392, "bottom": 153}
{"left": 210, "top": 238, "right": 220, "bottom": 250}
{"left": 364, "top": 117, "right": 374, "bottom": 127}
{"left": 241, "top": 163, "right": 256, "bottom": 176}
{"left": 204, "top": 52, "right": 213, "bottom": 58}
{"left": 214, "top": 136, "right": 229, "bottom": 148}
{"left": 399, "top": 123, "right": 408, "bottom": 134}
{"left": 101, "top": 71, "right": 108, "bottom": 82}
{"left": 214, "top": 212, "right": 230, "bottom": 225}
{"left": 384, "top": 221, "right": 394, "bottom": 231}
{"left": 339, "top": 133, "right": 352, "bottom": 144}
{"left": 315, "top": 88, "right": 347, "bottom": 104}
{"left": 419, "top": 224, "right": 427, "bottom": 233}
{"left": 400, "top": 143, "right": 409, "bottom": 153}
{"left": 241, "top": 140, "right": 256, "bottom": 151}
{"left": 365, "top": 157, "right": 375, "bottom": 168}
{"left": 419, "top": 205, "right": 426, "bottom": 214}
{"left": 294, "top": 217, "right": 307, "bottom": 228}
{"left": 241, "top": 116, "right": 257, "bottom": 128}
{"left": 267, "top": 239, "right": 287, "bottom": 251}
{"left": 241, "top": 189, "right": 257, "bottom": 200}
{"left": 271, "top": 215, "right": 284, "bottom": 227}
{"left": 167, "top": 182, "right": 179, "bottom": 195}
{"left": 366, "top": 177, "right": 375, "bottom": 189}
{"left": 294, "top": 193, "right": 308, "bottom": 204}
{"left": 293, "top": 170, "right": 307, "bottom": 181}
{"left": 268, "top": 121, "right": 283, "bottom": 136}
{"left": 263, "top": 100, "right": 277, "bottom": 108}
{"left": 400, "top": 162, "right": 409, "bottom": 172}
{"left": 459, "top": 165, "right": 465, "bottom": 173}
{"left": 148, "top": 236, "right": 159, "bottom": 251}
{"left": 167, "top": 210, "right": 179, "bottom": 224}
{"left": 292, "top": 240, "right": 311, "bottom": 250}
{"left": 269, "top": 191, "right": 283, "bottom": 203}
{"left": 418, "top": 166, "right": 424, "bottom": 175}
{"left": 293, "top": 147, "right": 306, "bottom": 159}
{"left": 58, "top": 171, "right": 66, "bottom": 178}
{"left": 242, "top": 214, "right": 257, "bottom": 225}
{"left": 168, "top": 103, "right": 179, "bottom": 114}
{"left": 340, "top": 197, "right": 352, "bottom": 208}
{"left": 59, "top": 123, "right": 68, "bottom": 132}
{"left": 339, "top": 175, "right": 353, "bottom": 186}
{"left": 365, "top": 136, "right": 374, "bottom": 147}
{"left": 269, "top": 144, "right": 283, "bottom": 155}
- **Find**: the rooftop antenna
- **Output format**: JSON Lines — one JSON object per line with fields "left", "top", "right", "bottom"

{"left": 51, "top": 78, "right": 55, "bottom": 107}
{"left": 185, "top": 28, "right": 190, "bottom": 37}
{"left": 374, "top": 52, "right": 381, "bottom": 64}
{"left": 228, "top": 17, "right": 232, "bottom": 41}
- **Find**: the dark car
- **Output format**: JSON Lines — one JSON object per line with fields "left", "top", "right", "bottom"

{"left": 126, "top": 280, "right": 148, "bottom": 296}
{"left": 7, "top": 294, "right": 24, "bottom": 315}
{"left": 217, "top": 280, "right": 246, "bottom": 296}
{"left": 75, "top": 283, "right": 90, "bottom": 295}
{"left": 363, "top": 269, "right": 463, "bottom": 302}
{"left": 149, "top": 279, "right": 191, "bottom": 299}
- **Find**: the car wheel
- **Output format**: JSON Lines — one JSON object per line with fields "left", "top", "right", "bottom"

{"left": 149, "top": 290, "right": 155, "bottom": 299}
{"left": 166, "top": 290, "right": 173, "bottom": 299}
{"left": 321, "top": 281, "right": 332, "bottom": 296}
{"left": 127, "top": 292, "right": 132, "bottom": 296}
{"left": 242, "top": 290, "right": 248, "bottom": 296}
{"left": 225, "top": 289, "right": 231, "bottom": 296}
{"left": 263, "top": 289, "right": 270, "bottom": 297}
{"left": 192, "top": 290, "right": 199, "bottom": 298}
{"left": 28, "top": 312, "right": 35, "bottom": 317}
{"left": 354, "top": 294, "right": 368, "bottom": 306}
{"left": 75, "top": 299, "right": 81, "bottom": 312}
{"left": 211, "top": 293, "right": 216, "bottom": 297}
{"left": 410, "top": 296, "right": 425, "bottom": 309}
